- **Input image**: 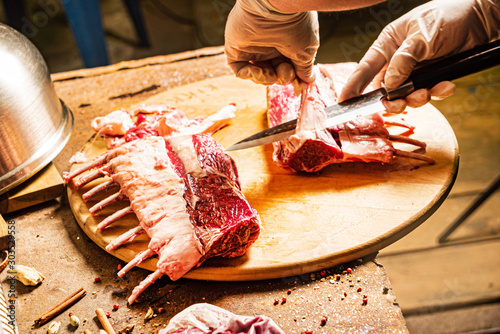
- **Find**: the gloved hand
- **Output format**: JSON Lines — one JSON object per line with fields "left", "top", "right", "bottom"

{"left": 224, "top": 0, "right": 319, "bottom": 89}
{"left": 339, "top": 0, "right": 500, "bottom": 113}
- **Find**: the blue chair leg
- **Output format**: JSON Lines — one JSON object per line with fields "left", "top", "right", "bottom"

{"left": 61, "top": 0, "right": 109, "bottom": 68}
{"left": 123, "top": 0, "right": 150, "bottom": 47}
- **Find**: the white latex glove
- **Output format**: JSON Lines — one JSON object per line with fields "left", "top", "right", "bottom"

{"left": 224, "top": 0, "right": 319, "bottom": 89}
{"left": 339, "top": 0, "right": 500, "bottom": 113}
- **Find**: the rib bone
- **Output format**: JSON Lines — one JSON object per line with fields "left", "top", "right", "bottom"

{"left": 128, "top": 269, "right": 163, "bottom": 305}
{"left": 106, "top": 225, "right": 145, "bottom": 252}
{"left": 118, "top": 249, "right": 156, "bottom": 278}
{"left": 89, "top": 191, "right": 125, "bottom": 215}
{"left": 83, "top": 180, "right": 119, "bottom": 202}
{"left": 394, "top": 149, "right": 435, "bottom": 164}
{"left": 97, "top": 206, "right": 134, "bottom": 231}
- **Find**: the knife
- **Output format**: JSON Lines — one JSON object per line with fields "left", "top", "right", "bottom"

{"left": 226, "top": 39, "right": 500, "bottom": 151}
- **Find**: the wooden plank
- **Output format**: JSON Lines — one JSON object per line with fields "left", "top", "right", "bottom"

{"left": 0, "top": 163, "right": 64, "bottom": 214}
{"left": 379, "top": 191, "right": 500, "bottom": 253}
{"left": 50, "top": 46, "right": 225, "bottom": 82}
{"left": 379, "top": 239, "right": 500, "bottom": 314}
{"left": 405, "top": 302, "right": 500, "bottom": 334}
{"left": 66, "top": 74, "right": 458, "bottom": 281}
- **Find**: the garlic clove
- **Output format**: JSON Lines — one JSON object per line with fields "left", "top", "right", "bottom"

{"left": 7, "top": 265, "right": 44, "bottom": 286}
{"left": 69, "top": 312, "right": 80, "bottom": 327}
{"left": 47, "top": 321, "right": 61, "bottom": 334}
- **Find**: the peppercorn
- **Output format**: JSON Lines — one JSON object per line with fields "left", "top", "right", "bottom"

{"left": 113, "top": 304, "right": 119, "bottom": 310}
{"left": 347, "top": 268, "right": 352, "bottom": 274}
{"left": 94, "top": 276, "right": 101, "bottom": 283}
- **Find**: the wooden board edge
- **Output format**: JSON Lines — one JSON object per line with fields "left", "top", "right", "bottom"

{"left": 51, "top": 46, "right": 225, "bottom": 82}
{"left": 0, "top": 163, "right": 65, "bottom": 214}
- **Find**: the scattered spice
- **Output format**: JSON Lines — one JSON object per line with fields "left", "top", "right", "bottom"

{"left": 34, "top": 287, "right": 87, "bottom": 326}
{"left": 281, "top": 297, "right": 287, "bottom": 304}
{"left": 94, "top": 277, "right": 101, "bottom": 283}
{"left": 273, "top": 298, "right": 280, "bottom": 305}
{"left": 304, "top": 330, "right": 313, "bottom": 334}
{"left": 69, "top": 312, "right": 80, "bottom": 327}
{"left": 320, "top": 315, "right": 328, "bottom": 326}
{"left": 287, "top": 289, "right": 292, "bottom": 295}
{"left": 357, "top": 287, "right": 362, "bottom": 292}
{"left": 96, "top": 308, "right": 117, "bottom": 334}
{"left": 113, "top": 304, "right": 119, "bottom": 310}
{"left": 145, "top": 307, "right": 155, "bottom": 320}
{"left": 319, "top": 270, "right": 326, "bottom": 277}
{"left": 158, "top": 307, "right": 165, "bottom": 314}
{"left": 117, "top": 264, "right": 122, "bottom": 270}
{"left": 343, "top": 292, "right": 347, "bottom": 297}
{"left": 363, "top": 295, "right": 368, "bottom": 305}
{"left": 347, "top": 268, "right": 352, "bottom": 274}
{"left": 118, "top": 324, "right": 135, "bottom": 334}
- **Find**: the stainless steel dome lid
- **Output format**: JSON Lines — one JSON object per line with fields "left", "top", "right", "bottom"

{"left": 0, "top": 23, "right": 73, "bottom": 195}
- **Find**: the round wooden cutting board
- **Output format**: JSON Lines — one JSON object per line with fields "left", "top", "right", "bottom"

{"left": 67, "top": 75, "right": 459, "bottom": 281}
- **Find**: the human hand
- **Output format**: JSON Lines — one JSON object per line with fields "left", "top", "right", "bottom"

{"left": 339, "top": 0, "right": 500, "bottom": 113}
{"left": 224, "top": 0, "right": 319, "bottom": 90}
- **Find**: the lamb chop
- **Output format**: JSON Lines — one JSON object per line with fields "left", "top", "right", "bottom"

{"left": 267, "top": 63, "right": 435, "bottom": 172}
{"left": 65, "top": 105, "right": 261, "bottom": 304}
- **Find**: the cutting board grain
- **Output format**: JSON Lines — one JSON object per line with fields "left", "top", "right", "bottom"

{"left": 0, "top": 163, "right": 64, "bottom": 214}
{"left": 67, "top": 75, "right": 459, "bottom": 281}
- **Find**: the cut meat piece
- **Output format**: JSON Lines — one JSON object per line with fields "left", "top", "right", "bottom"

{"left": 65, "top": 133, "right": 261, "bottom": 304}
{"left": 91, "top": 109, "right": 134, "bottom": 136}
{"left": 159, "top": 303, "right": 285, "bottom": 334}
{"left": 94, "top": 104, "right": 236, "bottom": 149}
{"left": 267, "top": 83, "right": 343, "bottom": 172}
{"left": 267, "top": 63, "right": 435, "bottom": 172}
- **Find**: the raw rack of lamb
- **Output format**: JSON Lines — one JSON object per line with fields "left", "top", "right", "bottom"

{"left": 64, "top": 104, "right": 262, "bottom": 304}
{"left": 267, "top": 63, "right": 435, "bottom": 172}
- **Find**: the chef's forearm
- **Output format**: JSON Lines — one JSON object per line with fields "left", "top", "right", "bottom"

{"left": 267, "top": 0, "right": 387, "bottom": 13}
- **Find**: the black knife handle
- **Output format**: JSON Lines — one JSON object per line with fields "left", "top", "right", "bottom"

{"left": 386, "top": 39, "right": 500, "bottom": 100}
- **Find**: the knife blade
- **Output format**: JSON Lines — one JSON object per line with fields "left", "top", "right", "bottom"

{"left": 226, "top": 89, "right": 387, "bottom": 151}
{"left": 226, "top": 39, "right": 500, "bottom": 151}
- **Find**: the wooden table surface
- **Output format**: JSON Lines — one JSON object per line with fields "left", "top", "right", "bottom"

{"left": 9, "top": 47, "right": 414, "bottom": 333}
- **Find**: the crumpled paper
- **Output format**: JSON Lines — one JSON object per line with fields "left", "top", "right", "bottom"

{"left": 159, "top": 303, "right": 285, "bottom": 334}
